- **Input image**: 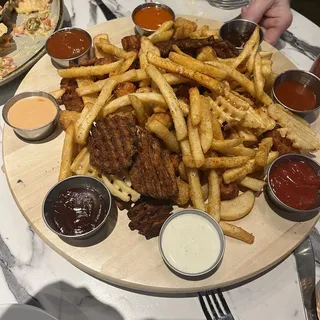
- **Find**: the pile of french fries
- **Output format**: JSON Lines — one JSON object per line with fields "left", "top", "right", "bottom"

{"left": 51, "top": 18, "right": 320, "bottom": 245}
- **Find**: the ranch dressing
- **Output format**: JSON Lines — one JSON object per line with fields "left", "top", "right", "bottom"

{"left": 161, "top": 213, "right": 222, "bottom": 274}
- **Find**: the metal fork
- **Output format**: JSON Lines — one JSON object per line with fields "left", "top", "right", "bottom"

{"left": 198, "top": 290, "right": 235, "bottom": 320}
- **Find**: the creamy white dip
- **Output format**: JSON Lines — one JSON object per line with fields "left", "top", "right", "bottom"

{"left": 161, "top": 213, "right": 222, "bottom": 274}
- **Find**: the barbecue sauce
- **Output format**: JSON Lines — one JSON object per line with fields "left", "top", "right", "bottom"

{"left": 53, "top": 187, "right": 106, "bottom": 235}
{"left": 270, "top": 159, "right": 320, "bottom": 210}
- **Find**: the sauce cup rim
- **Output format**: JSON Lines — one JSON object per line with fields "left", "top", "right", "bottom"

{"left": 42, "top": 175, "right": 112, "bottom": 239}
{"left": 45, "top": 27, "right": 92, "bottom": 61}
{"left": 158, "top": 209, "right": 225, "bottom": 277}
{"left": 131, "top": 2, "right": 175, "bottom": 33}
{"left": 2, "top": 91, "right": 60, "bottom": 132}
{"left": 272, "top": 69, "right": 320, "bottom": 114}
{"left": 266, "top": 153, "right": 320, "bottom": 213}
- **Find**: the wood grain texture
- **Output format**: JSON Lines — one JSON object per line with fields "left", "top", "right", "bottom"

{"left": 2, "top": 16, "right": 319, "bottom": 293}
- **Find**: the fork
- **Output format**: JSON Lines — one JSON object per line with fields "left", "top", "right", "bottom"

{"left": 198, "top": 290, "right": 235, "bottom": 320}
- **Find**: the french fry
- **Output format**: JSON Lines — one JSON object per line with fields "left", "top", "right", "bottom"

{"left": 146, "top": 64, "right": 187, "bottom": 141}
{"left": 58, "top": 60, "right": 123, "bottom": 78}
{"left": 220, "top": 221, "right": 255, "bottom": 244}
{"left": 199, "top": 97, "right": 213, "bottom": 153}
{"left": 239, "top": 176, "right": 266, "bottom": 192}
{"left": 111, "top": 53, "right": 137, "bottom": 76}
{"left": 175, "top": 178, "right": 190, "bottom": 205}
{"left": 259, "top": 51, "right": 273, "bottom": 60}
{"left": 182, "top": 155, "right": 250, "bottom": 169}
{"left": 188, "top": 168, "right": 205, "bottom": 211}
{"left": 172, "top": 44, "right": 190, "bottom": 57}
{"left": 147, "top": 52, "right": 223, "bottom": 93}
{"left": 187, "top": 117, "right": 205, "bottom": 167}
{"left": 50, "top": 88, "right": 65, "bottom": 100}
{"left": 169, "top": 52, "right": 227, "bottom": 80}
{"left": 267, "top": 151, "right": 279, "bottom": 165}
{"left": 211, "top": 112, "right": 224, "bottom": 140}
{"left": 93, "top": 34, "right": 111, "bottom": 59}
{"left": 189, "top": 87, "right": 202, "bottom": 126}
{"left": 212, "top": 138, "right": 243, "bottom": 149}
{"left": 201, "top": 183, "right": 209, "bottom": 201}
{"left": 223, "top": 159, "right": 256, "bottom": 184}
{"left": 76, "top": 79, "right": 118, "bottom": 145}
{"left": 98, "top": 40, "right": 136, "bottom": 59}
{"left": 197, "top": 46, "right": 217, "bottom": 62}
{"left": 148, "top": 20, "right": 174, "bottom": 41}
{"left": 76, "top": 69, "right": 148, "bottom": 96}
{"left": 70, "top": 147, "right": 92, "bottom": 175}
{"left": 58, "top": 123, "right": 75, "bottom": 181}
{"left": 212, "top": 145, "right": 256, "bottom": 158}
{"left": 254, "top": 52, "right": 265, "bottom": 100}
{"left": 178, "top": 99, "right": 190, "bottom": 116}
{"left": 255, "top": 137, "right": 273, "bottom": 167}
{"left": 150, "top": 29, "right": 174, "bottom": 44}
{"left": 102, "top": 92, "right": 167, "bottom": 116}
{"left": 146, "top": 118, "right": 181, "bottom": 153}
{"left": 246, "top": 41, "right": 259, "bottom": 73}
{"left": 76, "top": 78, "right": 98, "bottom": 104}
{"left": 232, "top": 26, "right": 260, "bottom": 69}
{"left": 163, "top": 73, "right": 189, "bottom": 85}
{"left": 149, "top": 113, "right": 172, "bottom": 128}
{"left": 75, "top": 103, "right": 92, "bottom": 134}
{"left": 220, "top": 191, "right": 255, "bottom": 221}
{"left": 129, "top": 95, "right": 147, "bottom": 126}
{"left": 207, "top": 169, "right": 221, "bottom": 221}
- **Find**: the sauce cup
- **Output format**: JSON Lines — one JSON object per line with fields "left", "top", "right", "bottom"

{"left": 132, "top": 2, "right": 175, "bottom": 36}
{"left": 45, "top": 27, "right": 92, "bottom": 68}
{"left": 266, "top": 154, "right": 320, "bottom": 217}
{"left": 159, "top": 209, "right": 225, "bottom": 278}
{"left": 43, "top": 175, "right": 112, "bottom": 240}
{"left": 272, "top": 70, "right": 320, "bottom": 116}
{"left": 2, "top": 91, "right": 59, "bottom": 141}
{"left": 219, "top": 19, "right": 264, "bottom": 50}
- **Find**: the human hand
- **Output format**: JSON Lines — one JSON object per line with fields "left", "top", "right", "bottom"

{"left": 241, "top": 0, "right": 293, "bottom": 45}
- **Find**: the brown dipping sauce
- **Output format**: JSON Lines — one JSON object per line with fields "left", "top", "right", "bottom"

{"left": 224, "top": 31, "right": 252, "bottom": 48}
{"left": 134, "top": 6, "right": 173, "bottom": 30}
{"left": 46, "top": 29, "right": 91, "bottom": 59}
{"left": 274, "top": 80, "right": 317, "bottom": 111}
{"left": 53, "top": 187, "right": 106, "bottom": 235}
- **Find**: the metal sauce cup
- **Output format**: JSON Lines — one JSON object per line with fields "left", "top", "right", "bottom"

{"left": 266, "top": 154, "right": 320, "bottom": 217}
{"left": 132, "top": 2, "right": 175, "bottom": 36}
{"left": 219, "top": 19, "right": 263, "bottom": 50}
{"left": 43, "top": 176, "right": 112, "bottom": 240}
{"left": 159, "top": 209, "right": 225, "bottom": 278}
{"left": 2, "top": 91, "right": 60, "bottom": 141}
{"left": 272, "top": 70, "right": 320, "bottom": 116}
{"left": 45, "top": 27, "right": 92, "bottom": 68}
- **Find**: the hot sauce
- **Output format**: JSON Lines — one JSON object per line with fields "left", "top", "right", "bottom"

{"left": 274, "top": 80, "right": 317, "bottom": 111}
{"left": 270, "top": 159, "right": 320, "bottom": 210}
{"left": 134, "top": 6, "right": 173, "bottom": 30}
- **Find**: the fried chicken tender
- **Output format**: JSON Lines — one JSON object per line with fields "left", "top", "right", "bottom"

{"left": 59, "top": 110, "right": 80, "bottom": 131}
{"left": 114, "top": 82, "right": 137, "bottom": 98}
{"left": 172, "top": 17, "right": 197, "bottom": 40}
{"left": 121, "top": 35, "right": 141, "bottom": 52}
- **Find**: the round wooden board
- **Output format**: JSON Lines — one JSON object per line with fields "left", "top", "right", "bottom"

{"left": 3, "top": 16, "right": 319, "bottom": 294}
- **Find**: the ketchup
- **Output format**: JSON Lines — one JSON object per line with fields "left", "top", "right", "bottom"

{"left": 310, "top": 55, "right": 320, "bottom": 78}
{"left": 274, "top": 80, "right": 317, "bottom": 111}
{"left": 270, "top": 159, "right": 320, "bottom": 210}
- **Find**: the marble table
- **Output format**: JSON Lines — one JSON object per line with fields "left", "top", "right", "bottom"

{"left": 0, "top": 1, "right": 320, "bottom": 319}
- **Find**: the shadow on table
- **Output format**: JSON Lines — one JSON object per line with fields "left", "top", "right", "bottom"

{"left": 8, "top": 281, "right": 126, "bottom": 320}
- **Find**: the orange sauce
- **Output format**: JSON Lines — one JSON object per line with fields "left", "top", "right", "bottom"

{"left": 8, "top": 96, "right": 57, "bottom": 130}
{"left": 134, "top": 6, "right": 173, "bottom": 30}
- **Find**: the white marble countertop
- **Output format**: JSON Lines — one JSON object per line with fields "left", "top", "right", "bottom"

{"left": 0, "top": 1, "right": 320, "bottom": 319}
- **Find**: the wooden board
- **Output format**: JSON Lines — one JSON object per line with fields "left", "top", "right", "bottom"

{"left": 3, "top": 16, "right": 319, "bottom": 293}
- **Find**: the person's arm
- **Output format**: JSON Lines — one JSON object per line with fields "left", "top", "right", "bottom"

{"left": 241, "top": 0, "right": 293, "bottom": 45}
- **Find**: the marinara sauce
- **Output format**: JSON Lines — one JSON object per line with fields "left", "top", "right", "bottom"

{"left": 134, "top": 6, "right": 173, "bottom": 30}
{"left": 270, "top": 159, "right": 320, "bottom": 210}
{"left": 274, "top": 80, "right": 317, "bottom": 111}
